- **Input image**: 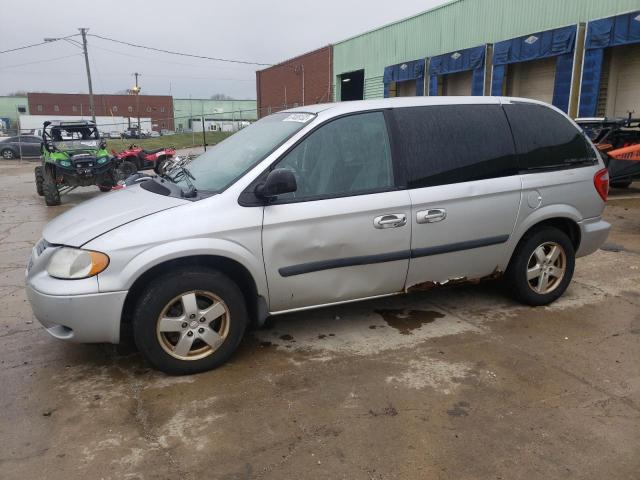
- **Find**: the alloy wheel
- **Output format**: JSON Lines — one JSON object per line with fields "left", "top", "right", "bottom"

{"left": 526, "top": 241, "right": 567, "bottom": 294}
{"left": 156, "top": 290, "right": 230, "bottom": 361}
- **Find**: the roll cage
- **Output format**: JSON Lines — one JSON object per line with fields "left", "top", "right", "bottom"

{"left": 42, "top": 120, "right": 102, "bottom": 152}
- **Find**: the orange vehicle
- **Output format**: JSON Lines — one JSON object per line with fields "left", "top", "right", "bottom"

{"left": 576, "top": 116, "right": 640, "bottom": 189}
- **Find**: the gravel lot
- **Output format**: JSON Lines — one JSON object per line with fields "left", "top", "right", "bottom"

{"left": 1, "top": 160, "right": 639, "bottom": 479}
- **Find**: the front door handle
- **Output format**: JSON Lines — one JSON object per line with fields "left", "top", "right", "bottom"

{"left": 373, "top": 213, "right": 407, "bottom": 229}
{"left": 416, "top": 208, "right": 447, "bottom": 224}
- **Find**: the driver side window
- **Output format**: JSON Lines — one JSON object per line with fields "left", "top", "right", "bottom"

{"left": 275, "top": 112, "right": 394, "bottom": 201}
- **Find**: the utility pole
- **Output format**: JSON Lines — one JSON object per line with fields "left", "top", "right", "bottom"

{"left": 134, "top": 72, "right": 141, "bottom": 136}
{"left": 201, "top": 103, "right": 207, "bottom": 152}
{"left": 79, "top": 28, "right": 96, "bottom": 124}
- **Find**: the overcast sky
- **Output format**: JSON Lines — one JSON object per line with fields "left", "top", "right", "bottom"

{"left": 0, "top": 0, "right": 447, "bottom": 99}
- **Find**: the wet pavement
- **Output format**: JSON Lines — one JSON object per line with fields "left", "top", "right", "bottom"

{"left": 1, "top": 160, "right": 639, "bottom": 479}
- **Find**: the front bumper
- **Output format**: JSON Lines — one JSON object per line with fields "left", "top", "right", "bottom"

{"left": 576, "top": 217, "right": 611, "bottom": 257}
{"left": 26, "top": 284, "right": 127, "bottom": 344}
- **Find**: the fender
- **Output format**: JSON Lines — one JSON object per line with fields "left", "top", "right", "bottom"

{"left": 499, "top": 203, "right": 583, "bottom": 268}
{"left": 95, "top": 237, "right": 268, "bottom": 300}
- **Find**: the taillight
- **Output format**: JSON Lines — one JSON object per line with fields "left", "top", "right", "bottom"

{"left": 593, "top": 168, "right": 609, "bottom": 201}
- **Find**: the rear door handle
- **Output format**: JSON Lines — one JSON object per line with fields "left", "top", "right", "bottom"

{"left": 373, "top": 213, "right": 407, "bottom": 229}
{"left": 416, "top": 208, "right": 447, "bottom": 224}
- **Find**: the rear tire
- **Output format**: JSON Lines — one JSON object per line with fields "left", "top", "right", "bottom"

{"left": 43, "top": 166, "right": 61, "bottom": 206}
{"left": 132, "top": 267, "right": 248, "bottom": 375}
{"left": 35, "top": 166, "right": 44, "bottom": 196}
{"left": 505, "top": 227, "right": 575, "bottom": 306}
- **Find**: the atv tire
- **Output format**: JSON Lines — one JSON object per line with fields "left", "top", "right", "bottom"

{"left": 35, "top": 166, "right": 44, "bottom": 196}
{"left": 98, "top": 171, "right": 116, "bottom": 192}
{"left": 43, "top": 166, "right": 61, "bottom": 206}
{"left": 154, "top": 157, "right": 168, "bottom": 175}
{"left": 118, "top": 160, "right": 137, "bottom": 180}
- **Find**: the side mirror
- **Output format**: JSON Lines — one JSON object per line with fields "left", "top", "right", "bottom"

{"left": 255, "top": 169, "right": 297, "bottom": 199}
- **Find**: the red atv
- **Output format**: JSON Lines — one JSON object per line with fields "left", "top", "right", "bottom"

{"left": 113, "top": 144, "right": 176, "bottom": 177}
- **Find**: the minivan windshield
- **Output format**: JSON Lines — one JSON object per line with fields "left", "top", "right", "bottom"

{"left": 172, "top": 112, "right": 315, "bottom": 193}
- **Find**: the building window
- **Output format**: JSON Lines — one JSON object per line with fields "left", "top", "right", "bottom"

{"left": 160, "top": 107, "right": 165, "bottom": 113}
{"left": 37, "top": 105, "right": 43, "bottom": 112}
{"left": 146, "top": 106, "right": 152, "bottom": 113}
{"left": 72, "top": 105, "right": 77, "bottom": 112}
{"left": 17, "top": 107, "right": 26, "bottom": 113}
{"left": 112, "top": 105, "right": 118, "bottom": 113}
{"left": 53, "top": 105, "right": 60, "bottom": 112}
{"left": 128, "top": 106, "right": 133, "bottom": 113}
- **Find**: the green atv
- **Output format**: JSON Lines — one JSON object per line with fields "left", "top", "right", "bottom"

{"left": 35, "top": 120, "right": 116, "bottom": 206}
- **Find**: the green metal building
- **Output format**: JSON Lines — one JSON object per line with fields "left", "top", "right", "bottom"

{"left": 332, "top": 0, "right": 640, "bottom": 117}
{"left": 172, "top": 98, "right": 257, "bottom": 132}
{"left": 0, "top": 96, "right": 29, "bottom": 131}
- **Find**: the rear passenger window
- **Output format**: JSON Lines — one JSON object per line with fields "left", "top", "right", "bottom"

{"left": 503, "top": 103, "right": 597, "bottom": 171}
{"left": 390, "top": 105, "right": 518, "bottom": 188}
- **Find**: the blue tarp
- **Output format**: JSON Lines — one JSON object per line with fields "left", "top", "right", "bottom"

{"left": 579, "top": 10, "right": 640, "bottom": 117}
{"left": 491, "top": 25, "right": 577, "bottom": 113}
{"left": 428, "top": 45, "right": 486, "bottom": 96}
{"left": 383, "top": 59, "right": 425, "bottom": 97}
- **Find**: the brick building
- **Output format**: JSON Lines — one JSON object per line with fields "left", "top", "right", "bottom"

{"left": 256, "top": 46, "right": 332, "bottom": 118}
{"left": 27, "top": 93, "right": 174, "bottom": 131}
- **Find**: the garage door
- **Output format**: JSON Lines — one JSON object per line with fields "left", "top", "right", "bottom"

{"left": 606, "top": 43, "right": 640, "bottom": 118}
{"left": 506, "top": 57, "right": 556, "bottom": 104}
{"left": 397, "top": 80, "right": 417, "bottom": 97}
{"left": 444, "top": 71, "right": 472, "bottom": 96}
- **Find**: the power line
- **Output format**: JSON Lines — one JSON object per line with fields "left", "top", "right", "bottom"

{"left": 0, "top": 53, "right": 83, "bottom": 70}
{"left": 88, "top": 43, "right": 256, "bottom": 73}
{"left": 88, "top": 33, "right": 273, "bottom": 67}
{"left": 0, "top": 34, "right": 80, "bottom": 54}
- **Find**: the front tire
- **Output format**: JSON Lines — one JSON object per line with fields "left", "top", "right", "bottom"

{"left": 98, "top": 171, "right": 116, "bottom": 192}
{"left": 505, "top": 227, "right": 575, "bottom": 306}
{"left": 35, "top": 166, "right": 44, "bottom": 196}
{"left": 43, "top": 166, "right": 61, "bottom": 206}
{"left": 132, "top": 268, "right": 248, "bottom": 375}
{"left": 117, "top": 160, "right": 137, "bottom": 180}
{"left": 154, "top": 157, "right": 168, "bottom": 175}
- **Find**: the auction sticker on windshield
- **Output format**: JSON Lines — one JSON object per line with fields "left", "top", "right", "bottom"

{"left": 283, "top": 113, "right": 314, "bottom": 123}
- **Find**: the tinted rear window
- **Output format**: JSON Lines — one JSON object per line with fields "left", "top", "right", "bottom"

{"left": 502, "top": 103, "right": 597, "bottom": 171}
{"left": 390, "top": 104, "right": 518, "bottom": 188}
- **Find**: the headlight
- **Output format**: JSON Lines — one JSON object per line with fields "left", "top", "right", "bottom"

{"left": 47, "top": 247, "right": 109, "bottom": 279}
{"left": 59, "top": 160, "right": 72, "bottom": 167}
{"left": 97, "top": 156, "right": 108, "bottom": 164}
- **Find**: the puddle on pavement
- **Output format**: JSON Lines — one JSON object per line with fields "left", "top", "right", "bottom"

{"left": 600, "top": 242, "right": 626, "bottom": 252}
{"left": 374, "top": 309, "right": 445, "bottom": 335}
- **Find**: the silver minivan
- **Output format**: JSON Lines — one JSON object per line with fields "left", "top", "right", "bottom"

{"left": 26, "top": 97, "right": 611, "bottom": 374}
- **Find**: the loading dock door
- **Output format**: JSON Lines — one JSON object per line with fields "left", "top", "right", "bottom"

{"left": 606, "top": 44, "right": 640, "bottom": 118}
{"left": 397, "top": 80, "right": 417, "bottom": 97}
{"left": 443, "top": 71, "right": 473, "bottom": 95}
{"left": 506, "top": 57, "right": 556, "bottom": 104}
{"left": 340, "top": 70, "right": 365, "bottom": 101}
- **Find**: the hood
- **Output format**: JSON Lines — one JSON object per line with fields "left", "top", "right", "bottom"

{"left": 43, "top": 183, "right": 189, "bottom": 247}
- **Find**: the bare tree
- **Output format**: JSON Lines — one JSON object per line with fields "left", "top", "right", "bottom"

{"left": 210, "top": 93, "right": 234, "bottom": 100}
